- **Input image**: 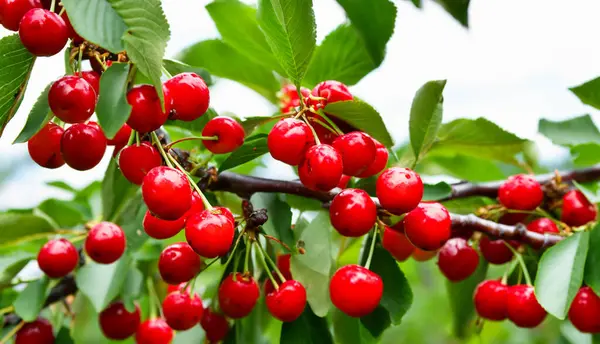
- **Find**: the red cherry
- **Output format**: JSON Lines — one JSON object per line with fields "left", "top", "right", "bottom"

{"left": 202, "top": 116, "right": 245, "bottom": 154}
{"left": 561, "top": 190, "right": 598, "bottom": 226}
{"left": 126, "top": 84, "right": 172, "bottom": 133}
{"left": 85, "top": 222, "right": 126, "bottom": 264}
{"left": 80, "top": 71, "right": 100, "bottom": 97}
{"left": 437, "top": 238, "right": 479, "bottom": 282}
{"left": 15, "top": 318, "right": 54, "bottom": 344}
{"left": 376, "top": 167, "right": 423, "bottom": 215}
{"left": 37, "top": 238, "right": 78, "bottom": 278}
{"left": 162, "top": 290, "right": 204, "bottom": 331}
{"left": 185, "top": 210, "right": 235, "bottom": 258}
{"left": 298, "top": 144, "right": 343, "bottom": 191}
{"left": 479, "top": 236, "right": 519, "bottom": 265}
{"left": 569, "top": 286, "right": 600, "bottom": 333}
{"left": 357, "top": 138, "right": 388, "bottom": 178}
{"left": 118, "top": 142, "right": 162, "bottom": 185}
{"left": 213, "top": 206, "right": 235, "bottom": 225}
{"left": 277, "top": 254, "right": 292, "bottom": 280}
{"left": 498, "top": 174, "right": 543, "bottom": 211}
{"left": 61, "top": 122, "right": 107, "bottom": 170}
{"left": 309, "top": 80, "right": 353, "bottom": 109}
{"left": 337, "top": 175, "right": 351, "bottom": 189}
{"left": 329, "top": 188, "right": 377, "bottom": 237}
{"left": 330, "top": 264, "right": 382, "bottom": 317}
{"left": 309, "top": 114, "right": 341, "bottom": 145}
{"left": 268, "top": 118, "right": 315, "bottom": 166}
{"left": 266, "top": 280, "right": 307, "bottom": 322}
{"left": 200, "top": 308, "right": 230, "bottom": 343}
{"left": 279, "top": 84, "right": 310, "bottom": 113}
{"left": 158, "top": 242, "right": 201, "bottom": 285}
{"left": 412, "top": 248, "right": 437, "bottom": 261}
{"left": 404, "top": 202, "right": 451, "bottom": 251}
{"left": 99, "top": 302, "right": 141, "bottom": 340}
{"left": 164, "top": 73, "right": 210, "bottom": 121}
{"left": 143, "top": 211, "right": 185, "bottom": 240}
{"left": 218, "top": 273, "right": 260, "bottom": 319}
{"left": 107, "top": 123, "right": 132, "bottom": 146}
{"left": 506, "top": 284, "right": 547, "bottom": 328}
{"left": 527, "top": 218, "right": 559, "bottom": 249}
{"left": 48, "top": 76, "right": 96, "bottom": 123}
{"left": 135, "top": 318, "right": 173, "bottom": 344}
{"left": 166, "top": 282, "right": 191, "bottom": 295}
{"left": 332, "top": 132, "right": 376, "bottom": 176}
{"left": 27, "top": 122, "right": 64, "bottom": 168}
{"left": 473, "top": 280, "right": 508, "bottom": 321}
{"left": 0, "top": 0, "right": 41, "bottom": 31}
{"left": 19, "top": 8, "right": 67, "bottom": 56}
{"left": 186, "top": 191, "right": 206, "bottom": 217}
{"left": 382, "top": 226, "right": 414, "bottom": 262}
{"left": 142, "top": 166, "right": 192, "bottom": 220}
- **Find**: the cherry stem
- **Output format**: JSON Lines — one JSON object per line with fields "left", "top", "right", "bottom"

{"left": 151, "top": 131, "right": 174, "bottom": 168}
{"left": 183, "top": 274, "right": 197, "bottom": 293}
{"left": 262, "top": 234, "right": 292, "bottom": 252}
{"left": 58, "top": 7, "right": 65, "bottom": 16}
{"left": 232, "top": 251, "right": 242, "bottom": 281}
{"left": 0, "top": 321, "right": 24, "bottom": 344}
{"left": 243, "top": 236, "right": 252, "bottom": 273}
{"left": 254, "top": 241, "right": 279, "bottom": 289}
{"left": 316, "top": 110, "right": 344, "bottom": 135}
{"left": 146, "top": 278, "right": 161, "bottom": 319}
{"left": 50, "top": 0, "right": 56, "bottom": 13}
{"left": 301, "top": 114, "right": 321, "bottom": 145}
{"left": 126, "top": 129, "right": 136, "bottom": 146}
{"left": 255, "top": 241, "right": 286, "bottom": 282}
{"left": 161, "top": 66, "right": 173, "bottom": 79}
{"left": 310, "top": 117, "right": 338, "bottom": 136}
{"left": 0, "top": 306, "right": 14, "bottom": 315}
{"left": 135, "top": 131, "right": 140, "bottom": 146}
{"left": 222, "top": 228, "right": 246, "bottom": 271}
{"left": 364, "top": 229, "right": 378, "bottom": 270}
{"left": 94, "top": 54, "right": 108, "bottom": 72}
{"left": 167, "top": 153, "right": 214, "bottom": 211}
{"left": 296, "top": 87, "right": 306, "bottom": 109}
{"left": 501, "top": 259, "right": 518, "bottom": 284}
{"left": 503, "top": 242, "right": 533, "bottom": 285}
{"left": 77, "top": 45, "right": 84, "bottom": 76}
{"left": 164, "top": 136, "right": 218, "bottom": 150}
{"left": 69, "top": 234, "right": 88, "bottom": 244}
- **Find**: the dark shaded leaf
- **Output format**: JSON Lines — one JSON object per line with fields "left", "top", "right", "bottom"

{"left": 219, "top": 134, "right": 269, "bottom": 171}
{"left": 251, "top": 193, "right": 294, "bottom": 250}
{"left": 434, "top": 0, "right": 470, "bottom": 27}
{"left": 280, "top": 305, "right": 333, "bottom": 344}
{"left": 332, "top": 309, "right": 377, "bottom": 344}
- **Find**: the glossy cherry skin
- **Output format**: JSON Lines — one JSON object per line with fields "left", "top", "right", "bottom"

{"left": 412, "top": 248, "right": 437, "bottom": 261}
{"left": 135, "top": 319, "right": 174, "bottom": 344}
{"left": 37, "top": 238, "right": 78, "bottom": 278}
{"left": 186, "top": 191, "right": 206, "bottom": 217}
{"left": 126, "top": 84, "right": 172, "bottom": 133}
{"left": 329, "top": 188, "right": 377, "bottom": 237}
{"left": 479, "top": 236, "right": 519, "bottom": 265}
{"left": 61, "top": 122, "right": 107, "bottom": 170}
{"left": 561, "top": 190, "right": 598, "bottom": 226}
{"left": 15, "top": 318, "right": 54, "bottom": 344}
{"left": 19, "top": 8, "right": 67, "bottom": 56}
{"left": 279, "top": 84, "right": 310, "bottom": 113}
{"left": 498, "top": 174, "right": 543, "bottom": 210}
{"left": 27, "top": 122, "right": 64, "bottom": 168}
{"left": 337, "top": 175, "right": 351, "bottom": 189}
{"left": 357, "top": 137, "right": 388, "bottom": 178}
{"left": 218, "top": 273, "right": 260, "bottom": 319}
{"left": 164, "top": 72, "right": 210, "bottom": 121}
{"left": 309, "top": 80, "right": 353, "bottom": 109}
{"left": 143, "top": 211, "right": 185, "bottom": 240}
{"left": 506, "top": 284, "right": 547, "bottom": 328}
{"left": 185, "top": 210, "right": 235, "bottom": 258}
{"left": 99, "top": 302, "right": 141, "bottom": 340}
{"left": 266, "top": 280, "right": 307, "bottom": 322}
{"left": 437, "top": 238, "right": 479, "bottom": 282}
{"left": 404, "top": 202, "right": 451, "bottom": 251}
{"left": 382, "top": 226, "right": 414, "bottom": 262}
{"left": 202, "top": 116, "right": 245, "bottom": 154}
{"left": 80, "top": 71, "right": 100, "bottom": 97}
{"left": 200, "top": 308, "right": 230, "bottom": 343}
{"left": 166, "top": 282, "right": 191, "bottom": 295}
{"left": 527, "top": 218, "right": 560, "bottom": 249}
{"left": 162, "top": 290, "right": 204, "bottom": 331}
{"left": 142, "top": 166, "right": 192, "bottom": 220}
{"left": 569, "top": 286, "right": 600, "bottom": 333}
{"left": 48, "top": 75, "right": 96, "bottom": 123}
{"left": 158, "top": 242, "right": 201, "bottom": 285}
{"left": 0, "top": 0, "right": 41, "bottom": 31}
{"left": 298, "top": 144, "right": 343, "bottom": 191}
{"left": 376, "top": 167, "right": 423, "bottom": 215}
{"left": 473, "top": 280, "right": 508, "bottom": 321}
{"left": 85, "top": 222, "right": 126, "bottom": 264}
{"left": 332, "top": 132, "right": 376, "bottom": 176}
{"left": 277, "top": 254, "right": 292, "bottom": 280}
{"left": 118, "top": 142, "right": 162, "bottom": 185}
{"left": 268, "top": 118, "right": 315, "bottom": 166}
{"left": 107, "top": 123, "right": 132, "bottom": 146}
{"left": 330, "top": 264, "right": 382, "bottom": 317}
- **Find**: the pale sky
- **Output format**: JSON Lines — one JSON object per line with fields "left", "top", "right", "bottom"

{"left": 1, "top": 0, "right": 600, "bottom": 210}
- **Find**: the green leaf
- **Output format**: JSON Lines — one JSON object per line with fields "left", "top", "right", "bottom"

{"left": 360, "top": 306, "right": 392, "bottom": 338}
{"left": 46, "top": 181, "right": 78, "bottom": 194}
{"left": 241, "top": 115, "right": 280, "bottom": 135}
{"left": 219, "top": 134, "right": 268, "bottom": 172}
{"left": 0, "top": 34, "right": 35, "bottom": 137}
{"left": 102, "top": 160, "right": 137, "bottom": 222}
{"left": 409, "top": 80, "right": 446, "bottom": 162}
{"left": 13, "top": 83, "right": 52, "bottom": 143}
{"left": 570, "top": 77, "right": 600, "bottom": 110}
{"left": 332, "top": 309, "right": 377, "bottom": 344}
{"left": 257, "top": 0, "right": 316, "bottom": 86}
{"left": 0, "top": 252, "right": 35, "bottom": 285}
{"left": 323, "top": 100, "right": 394, "bottom": 147}
{"left": 420, "top": 154, "right": 506, "bottom": 182}
{"left": 571, "top": 143, "right": 600, "bottom": 167}
{"left": 121, "top": 267, "right": 143, "bottom": 312}
{"left": 251, "top": 193, "right": 294, "bottom": 250}
{"left": 535, "top": 231, "right": 590, "bottom": 319}
{"left": 434, "top": 0, "right": 470, "bottom": 27}
{"left": 179, "top": 40, "right": 279, "bottom": 102}
{"left": 71, "top": 294, "right": 111, "bottom": 344}
{"left": 423, "top": 182, "right": 452, "bottom": 201}
{"left": 118, "top": 196, "right": 149, "bottom": 252}
{"left": 163, "top": 59, "right": 213, "bottom": 86}
{"left": 96, "top": 62, "right": 132, "bottom": 139}
{"left": 538, "top": 115, "right": 600, "bottom": 146}
{"left": 584, "top": 224, "right": 600, "bottom": 297}
{"left": 13, "top": 277, "right": 49, "bottom": 322}
{"left": 0, "top": 211, "right": 55, "bottom": 244}
{"left": 442, "top": 196, "right": 496, "bottom": 215}
{"left": 280, "top": 305, "right": 333, "bottom": 344}
{"left": 165, "top": 108, "right": 217, "bottom": 135}
{"left": 75, "top": 256, "right": 132, "bottom": 312}
{"left": 37, "top": 199, "right": 87, "bottom": 228}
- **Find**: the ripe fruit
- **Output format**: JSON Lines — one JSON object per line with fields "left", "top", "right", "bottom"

{"left": 437, "top": 238, "right": 479, "bottom": 282}
{"left": 135, "top": 319, "right": 173, "bottom": 344}
{"left": 506, "top": 284, "right": 547, "bottom": 328}
{"left": 185, "top": 210, "right": 235, "bottom": 258}
{"left": 0, "top": 0, "right": 41, "bottom": 31}
{"left": 142, "top": 166, "right": 192, "bottom": 220}
{"left": 80, "top": 71, "right": 100, "bottom": 97}
{"left": 27, "top": 122, "right": 64, "bottom": 168}
{"left": 202, "top": 116, "right": 245, "bottom": 154}
{"left": 527, "top": 218, "right": 559, "bottom": 248}
{"left": 200, "top": 308, "right": 230, "bottom": 343}
{"left": 329, "top": 188, "right": 377, "bottom": 237}
{"left": 382, "top": 226, "right": 414, "bottom": 262}
{"left": 118, "top": 142, "right": 162, "bottom": 185}
{"left": 376, "top": 167, "right": 423, "bottom": 215}
{"left": 298, "top": 144, "right": 343, "bottom": 191}
{"left": 337, "top": 174, "right": 351, "bottom": 189}
{"left": 357, "top": 137, "right": 388, "bottom": 178}
{"left": 561, "top": 190, "right": 598, "bottom": 226}
{"left": 126, "top": 84, "right": 172, "bottom": 133}
{"left": 143, "top": 211, "right": 185, "bottom": 239}
{"left": 332, "top": 132, "right": 376, "bottom": 176}
{"left": 107, "top": 123, "right": 132, "bottom": 146}
{"left": 37, "top": 238, "right": 78, "bottom": 278}
{"left": 330, "top": 264, "right": 382, "bottom": 317}
{"left": 404, "top": 202, "right": 451, "bottom": 251}
{"left": 277, "top": 254, "right": 292, "bottom": 280}
{"left": 473, "top": 280, "right": 508, "bottom": 321}
{"left": 214, "top": 206, "right": 235, "bottom": 225}
{"left": 85, "top": 222, "right": 126, "bottom": 264}
{"left": 218, "top": 273, "right": 260, "bottom": 319}
{"left": 309, "top": 80, "right": 353, "bottom": 109}
{"left": 158, "top": 242, "right": 201, "bottom": 285}
{"left": 268, "top": 118, "right": 315, "bottom": 166}
{"left": 568, "top": 286, "right": 600, "bottom": 333}
{"left": 187, "top": 191, "right": 205, "bottom": 216}
{"left": 164, "top": 72, "right": 210, "bottom": 121}
{"left": 162, "top": 290, "right": 204, "bottom": 331}
{"left": 412, "top": 248, "right": 437, "bottom": 261}
{"left": 266, "top": 280, "right": 307, "bottom": 322}
{"left": 479, "top": 236, "right": 518, "bottom": 265}
{"left": 15, "top": 318, "right": 54, "bottom": 344}
{"left": 48, "top": 76, "right": 96, "bottom": 123}
{"left": 279, "top": 84, "right": 310, "bottom": 113}
{"left": 99, "top": 302, "right": 141, "bottom": 340}
{"left": 19, "top": 8, "right": 67, "bottom": 56}
{"left": 61, "top": 122, "right": 107, "bottom": 171}
{"left": 498, "top": 174, "right": 543, "bottom": 210}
